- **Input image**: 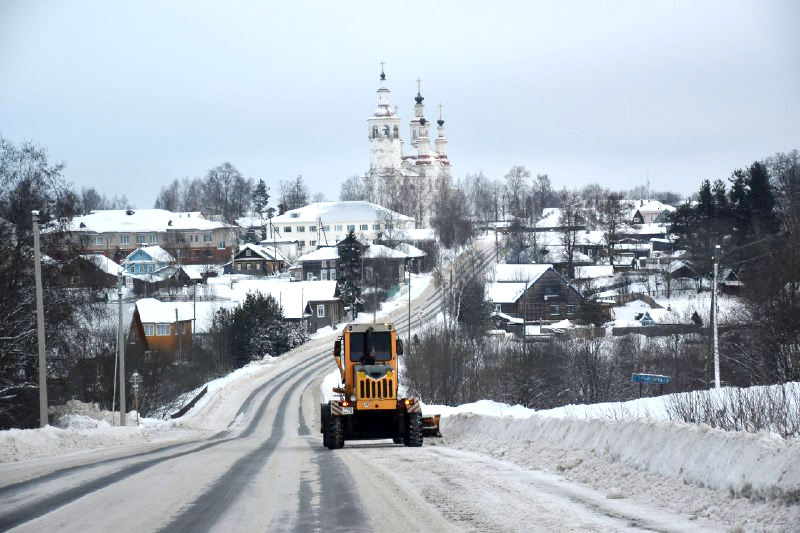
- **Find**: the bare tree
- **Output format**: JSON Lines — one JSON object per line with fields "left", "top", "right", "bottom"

{"left": 599, "top": 192, "right": 625, "bottom": 264}
{"left": 504, "top": 165, "right": 531, "bottom": 220}
{"left": 339, "top": 174, "right": 367, "bottom": 201}
{"left": 279, "top": 175, "right": 309, "bottom": 211}
{"left": 558, "top": 191, "right": 582, "bottom": 278}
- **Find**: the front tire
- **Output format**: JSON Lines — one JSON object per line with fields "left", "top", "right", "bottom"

{"left": 327, "top": 414, "right": 345, "bottom": 450}
{"left": 404, "top": 412, "right": 423, "bottom": 447}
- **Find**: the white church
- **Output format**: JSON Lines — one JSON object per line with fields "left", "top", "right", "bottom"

{"left": 364, "top": 65, "right": 452, "bottom": 225}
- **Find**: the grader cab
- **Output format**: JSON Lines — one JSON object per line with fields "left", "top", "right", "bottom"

{"left": 320, "top": 322, "right": 440, "bottom": 449}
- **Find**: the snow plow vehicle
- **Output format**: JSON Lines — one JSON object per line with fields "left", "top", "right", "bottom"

{"left": 321, "top": 322, "right": 441, "bottom": 449}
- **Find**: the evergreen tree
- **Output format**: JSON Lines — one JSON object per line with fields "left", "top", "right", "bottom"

{"left": 336, "top": 230, "right": 362, "bottom": 319}
{"left": 746, "top": 161, "right": 778, "bottom": 234}
{"left": 252, "top": 179, "right": 270, "bottom": 240}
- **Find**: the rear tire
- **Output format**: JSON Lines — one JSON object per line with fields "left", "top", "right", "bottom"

{"left": 321, "top": 405, "right": 330, "bottom": 448}
{"left": 327, "top": 414, "right": 345, "bottom": 450}
{"left": 404, "top": 412, "right": 423, "bottom": 447}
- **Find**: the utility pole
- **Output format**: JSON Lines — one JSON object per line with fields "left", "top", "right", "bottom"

{"left": 711, "top": 244, "right": 721, "bottom": 389}
{"left": 32, "top": 211, "right": 48, "bottom": 428}
{"left": 117, "top": 272, "right": 126, "bottom": 426}
{"left": 407, "top": 259, "right": 411, "bottom": 352}
{"left": 176, "top": 308, "right": 182, "bottom": 391}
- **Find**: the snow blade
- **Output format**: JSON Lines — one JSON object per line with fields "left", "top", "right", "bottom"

{"left": 422, "top": 414, "right": 442, "bottom": 438}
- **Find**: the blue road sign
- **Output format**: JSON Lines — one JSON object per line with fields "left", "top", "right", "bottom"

{"left": 631, "top": 373, "right": 671, "bottom": 385}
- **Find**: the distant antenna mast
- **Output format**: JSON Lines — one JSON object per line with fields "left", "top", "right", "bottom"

{"left": 646, "top": 172, "right": 650, "bottom": 201}
{"left": 318, "top": 217, "right": 329, "bottom": 245}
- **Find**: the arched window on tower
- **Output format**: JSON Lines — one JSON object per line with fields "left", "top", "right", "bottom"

{"left": 372, "top": 126, "right": 379, "bottom": 139}
{"left": 393, "top": 125, "right": 399, "bottom": 138}
{"left": 383, "top": 125, "right": 390, "bottom": 136}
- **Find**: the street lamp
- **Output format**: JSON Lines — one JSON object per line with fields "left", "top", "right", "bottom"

{"left": 32, "top": 210, "right": 48, "bottom": 428}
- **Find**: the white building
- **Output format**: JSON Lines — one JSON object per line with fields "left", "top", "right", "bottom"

{"left": 268, "top": 201, "right": 413, "bottom": 251}
{"left": 364, "top": 65, "right": 451, "bottom": 226}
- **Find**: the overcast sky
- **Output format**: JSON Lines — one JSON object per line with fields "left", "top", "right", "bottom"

{"left": 2, "top": 1, "right": 798, "bottom": 209}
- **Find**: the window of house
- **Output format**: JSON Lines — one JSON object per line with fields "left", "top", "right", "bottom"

{"left": 323, "top": 225, "right": 330, "bottom": 231}
{"left": 194, "top": 234, "right": 199, "bottom": 242}
{"left": 284, "top": 226, "right": 292, "bottom": 233}
{"left": 373, "top": 224, "right": 380, "bottom": 230}
{"left": 237, "top": 264, "right": 242, "bottom": 271}
{"left": 360, "top": 224, "right": 369, "bottom": 231}
{"left": 204, "top": 234, "right": 212, "bottom": 242}
{"left": 149, "top": 235, "right": 158, "bottom": 243}
{"left": 316, "top": 304, "right": 325, "bottom": 318}
{"left": 495, "top": 304, "right": 501, "bottom": 312}
{"left": 309, "top": 240, "right": 316, "bottom": 246}
{"left": 299, "top": 241, "right": 305, "bottom": 247}
{"left": 329, "top": 269, "right": 336, "bottom": 281}
{"left": 246, "top": 263, "right": 252, "bottom": 271}
{"left": 544, "top": 285, "right": 555, "bottom": 294}
{"left": 322, "top": 261, "right": 327, "bottom": 268}
{"left": 365, "top": 265, "right": 373, "bottom": 281}
{"left": 566, "top": 305, "right": 576, "bottom": 315}
{"left": 347, "top": 225, "right": 356, "bottom": 231}
{"left": 136, "top": 235, "right": 145, "bottom": 244}
{"left": 94, "top": 236, "right": 103, "bottom": 245}
{"left": 246, "top": 249, "right": 251, "bottom": 257}
{"left": 217, "top": 241, "right": 225, "bottom": 249}
{"left": 121, "top": 235, "right": 130, "bottom": 244}
{"left": 290, "top": 213, "right": 299, "bottom": 218}
{"left": 147, "top": 264, "right": 154, "bottom": 273}
{"left": 321, "top": 270, "right": 328, "bottom": 280}
{"left": 307, "top": 272, "right": 314, "bottom": 281}
{"left": 309, "top": 226, "right": 316, "bottom": 232}
{"left": 156, "top": 323, "right": 170, "bottom": 336}
{"left": 335, "top": 225, "right": 343, "bottom": 231}
{"left": 297, "top": 226, "right": 305, "bottom": 232}
{"left": 144, "top": 324, "right": 154, "bottom": 336}
{"left": 549, "top": 305, "right": 560, "bottom": 316}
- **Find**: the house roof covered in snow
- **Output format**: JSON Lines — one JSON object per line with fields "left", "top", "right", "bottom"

{"left": 487, "top": 282, "right": 528, "bottom": 303}
{"left": 491, "top": 264, "right": 552, "bottom": 283}
{"left": 395, "top": 243, "right": 426, "bottom": 258}
{"left": 78, "top": 254, "right": 124, "bottom": 275}
{"left": 135, "top": 298, "right": 195, "bottom": 323}
{"left": 238, "top": 243, "right": 287, "bottom": 262}
{"left": 123, "top": 245, "right": 175, "bottom": 264}
{"left": 363, "top": 244, "right": 407, "bottom": 260}
{"left": 390, "top": 228, "right": 435, "bottom": 241}
{"left": 272, "top": 201, "right": 413, "bottom": 224}
{"left": 296, "top": 246, "right": 339, "bottom": 262}
{"left": 69, "top": 209, "right": 232, "bottom": 233}
{"left": 574, "top": 265, "right": 615, "bottom": 279}
{"left": 229, "top": 280, "right": 339, "bottom": 320}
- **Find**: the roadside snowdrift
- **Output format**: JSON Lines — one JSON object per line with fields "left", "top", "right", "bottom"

{"left": 443, "top": 414, "right": 799, "bottom": 501}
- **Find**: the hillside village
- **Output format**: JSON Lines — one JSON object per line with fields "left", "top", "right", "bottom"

{"left": 0, "top": 69, "right": 797, "bottom": 430}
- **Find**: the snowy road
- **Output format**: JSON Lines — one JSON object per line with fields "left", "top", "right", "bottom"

{"left": 0, "top": 339, "right": 719, "bottom": 533}
{"left": 0, "top": 242, "right": 732, "bottom": 531}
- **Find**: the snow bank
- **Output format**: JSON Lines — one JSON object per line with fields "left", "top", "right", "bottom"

{"left": 441, "top": 413, "right": 800, "bottom": 501}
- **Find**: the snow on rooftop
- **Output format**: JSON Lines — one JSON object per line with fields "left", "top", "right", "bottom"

{"left": 226, "top": 279, "right": 339, "bottom": 319}
{"left": 124, "top": 245, "right": 174, "bottom": 263}
{"left": 491, "top": 264, "right": 551, "bottom": 283}
{"left": 574, "top": 265, "right": 614, "bottom": 279}
{"left": 273, "top": 201, "right": 413, "bottom": 224}
{"left": 70, "top": 209, "right": 231, "bottom": 233}
{"left": 78, "top": 254, "right": 124, "bottom": 275}
{"left": 239, "top": 243, "right": 287, "bottom": 262}
{"left": 395, "top": 242, "right": 426, "bottom": 258}
{"left": 135, "top": 298, "right": 196, "bottom": 323}
{"left": 363, "top": 244, "right": 407, "bottom": 259}
{"left": 391, "top": 228, "right": 435, "bottom": 241}
{"left": 296, "top": 246, "right": 339, "bottom": 262}
{"left": 487, "top": 282, "right": 527, "bottom": 304}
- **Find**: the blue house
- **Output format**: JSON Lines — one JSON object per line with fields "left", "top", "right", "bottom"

{"left": 122, "top": 245, "right": 175, "bottom": 275}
